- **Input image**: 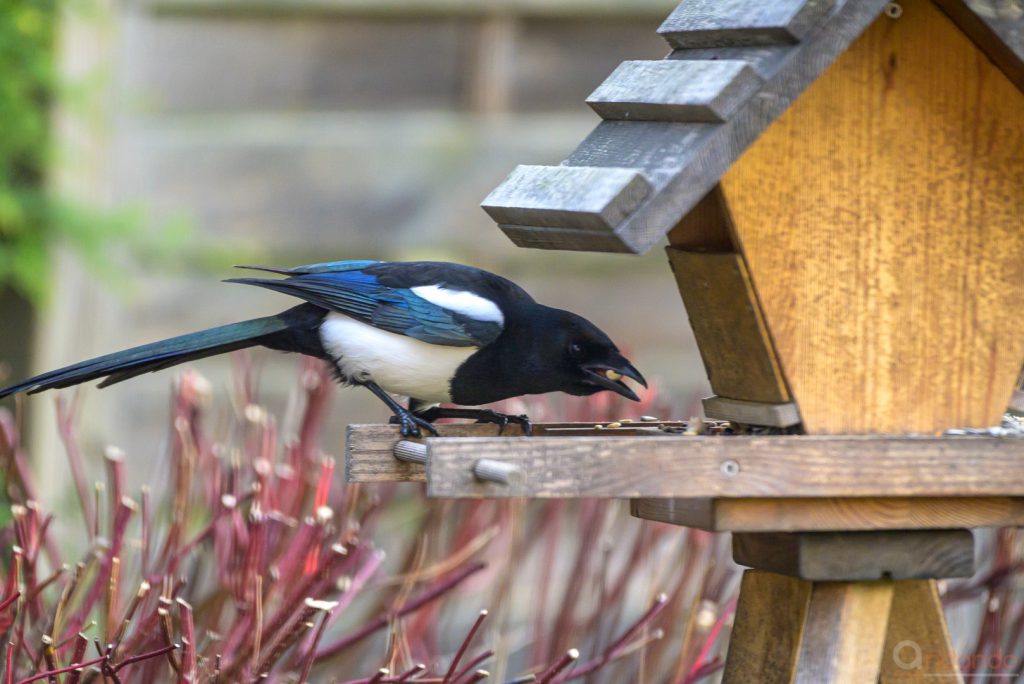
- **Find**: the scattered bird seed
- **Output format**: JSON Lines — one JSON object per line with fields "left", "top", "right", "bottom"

{"left": 945, "top": 413, "right": 1024, "bottom": 438}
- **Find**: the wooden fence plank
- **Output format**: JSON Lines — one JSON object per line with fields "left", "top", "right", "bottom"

{"left": 149, "top": 0, "right": 681, "bottom": 18}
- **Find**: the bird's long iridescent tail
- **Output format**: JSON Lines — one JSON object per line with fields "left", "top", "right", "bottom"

{"left": 0, "top": 306, "right": 313, "bottom": 398}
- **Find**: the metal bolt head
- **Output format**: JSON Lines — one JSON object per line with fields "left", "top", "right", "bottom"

{"left": 720, "top": 459, "right": 740, "bottom": 478}
{"left": 885, "top": 2, "right": 903, "bottom": 18}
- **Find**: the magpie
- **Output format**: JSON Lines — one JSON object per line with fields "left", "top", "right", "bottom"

{"left": 0, "top": 260, "right": 646, "bottom": 436}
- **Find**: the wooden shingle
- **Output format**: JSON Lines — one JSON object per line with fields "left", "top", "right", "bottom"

{"left": 657, "top": 0, "right": 836, "bottom": 49}
{"left": 586, "top": 59, "right": 763, "bottom": 123}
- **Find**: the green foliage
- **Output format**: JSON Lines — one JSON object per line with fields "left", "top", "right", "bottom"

{"left": 0, "top": 0, "right": 58, "bottom": 303}
{"left": 0, "top": 1, "right": 188, "bottom": 304}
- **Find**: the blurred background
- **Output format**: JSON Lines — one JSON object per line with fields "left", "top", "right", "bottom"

{"left": 0, "top": 5, "right": 717, "bottom": 677}
{"left": 3, "top": 2, "right": 1024, "bottom": 682}
{"left": 1, "top": 0, "right": 710, "bottom": 481}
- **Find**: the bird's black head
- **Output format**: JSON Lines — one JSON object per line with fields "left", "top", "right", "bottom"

{"left": 536, "top": 307, "right": 647, "bottom": 402}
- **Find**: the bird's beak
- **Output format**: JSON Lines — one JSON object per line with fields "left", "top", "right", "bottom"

{"left": 582, "top": 359, "right": 647, "bottom": 402}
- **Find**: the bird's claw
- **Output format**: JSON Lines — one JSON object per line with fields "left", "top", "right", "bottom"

{"left": 390, "top": 411, "right": 439, "bottom": 438}
{"left": 472, "top": 410, "right": 532, "bottom": 436}
{"left": 509, "top": 414, "right": 533, "bottom": 436}
{"left": 474, "top": 410, "right": 509, "bottom": 432}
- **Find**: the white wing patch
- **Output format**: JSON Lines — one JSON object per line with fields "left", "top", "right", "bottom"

{"left": 410, "top": 285, "right": 504, "bottom": 325}
{"left": 319, "top": 312, "right": 475, "bottom": 403}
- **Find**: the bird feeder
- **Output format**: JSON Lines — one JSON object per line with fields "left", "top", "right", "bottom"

{"left": 348, "top": 0, "right": 1024, "bottom": 680}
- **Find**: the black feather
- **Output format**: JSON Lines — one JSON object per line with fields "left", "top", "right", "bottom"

{"left": 0, "top": 304, "right": 326, "bottom": 398}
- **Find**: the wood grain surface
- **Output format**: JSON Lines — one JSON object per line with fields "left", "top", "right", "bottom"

{"left": 587, "top": 59, "right": 763, "bottom": 123}
{"left": 935, "top": 0, "right": 1024, "bottom": 92}
{"left": 481, "top": 164, "right": 651, "bottom": 231}
{"left": 346, "top": 422, "right": 526, "bottom": 483}
{"left": 722, "top": 572, "right": 963, "bottom": 682}
{"left": 490, "top": 1, "right": 891, "bottom": 252}
{"left": 701, "top": 396, "right": 800, "bottom": 426}
{"left": 721, "top": 570, "right": 813, "bottom": 684}
{"left": 346, "top": 421, "right": 685, "bottom": 482}
{"left": 880, "top": 580, "right": 964, "bottom": 682}
{"left": 667, "top": 249, "right": 791, "bottom": 403}
{"left": 665, "top": 184, "right": 737, "bottom": 251}
{"left": 424, "top": 434, "right": 1024, "bottom": 498}
{"left": 631, "top": 496, "right": 1024, "bottom": 531}
{"left": 721, "top": 0, "right": 1024, "bottom": 433}
{"left": 794, "top": 580, "right": 895, "bottom": 683}
{"left": 732, "top": 529, "right": 975, "bottom": 580}
{"left": 658, "top": 0, "right": 836, "bottom": 49}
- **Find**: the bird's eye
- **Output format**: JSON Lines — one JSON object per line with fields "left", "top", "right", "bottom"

{"left": 568, "top": 342, "right": 585, "bottom": 360}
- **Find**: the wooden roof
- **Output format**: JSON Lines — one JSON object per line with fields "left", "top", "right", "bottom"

{"left": 481, "top": 0, "right": 1024, "bottom": 254}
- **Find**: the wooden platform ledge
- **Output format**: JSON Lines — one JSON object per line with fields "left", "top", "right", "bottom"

{"left": 345, "top": 421, "right": 687, "bottom": 483}
{"left": 422, "top": 434, "right": 1024, "bottom": 499}
{"left": 346, "top": 425, "right": 1024, "bottom": 500}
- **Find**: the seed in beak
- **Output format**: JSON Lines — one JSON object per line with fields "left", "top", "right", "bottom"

{"left": 605, "top": 369, "right": 622, "bottom": 381}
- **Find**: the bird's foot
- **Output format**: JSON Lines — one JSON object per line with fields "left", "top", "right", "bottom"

{"left": 415, "top": 407, "right": 532, "bottom": 436}
{"left": 472, "top": 409, "right": 532, "bottom": 436}
{"left": 388, "top": 410, "right": 439, "bottom": 438}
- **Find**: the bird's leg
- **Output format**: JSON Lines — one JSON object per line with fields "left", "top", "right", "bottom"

{"left": 412, "top": 407, "right": 532, "bottom": 436}
{"left": 361, "top": 381, "right": 438, "bottom": 438}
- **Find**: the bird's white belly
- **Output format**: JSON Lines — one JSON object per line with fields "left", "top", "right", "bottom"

{"left": 319, "top": 312, "right": 475, "bottom": 403}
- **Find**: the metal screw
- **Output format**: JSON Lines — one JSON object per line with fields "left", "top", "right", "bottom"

{"left": 473, "top": 459, "right": 524, "bottom": 486}
{"left": 885, "top": 2, "right": 903, "bottom": 19}
{"left": 720, "top": 460, "right": 740, "bottom": 478}
{"left": 394, "top": 440, "right": 427, "bottom": 464}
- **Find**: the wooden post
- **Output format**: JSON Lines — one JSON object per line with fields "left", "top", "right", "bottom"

{"left": 723, "top": 574, "right": 964, "bottom": 683}
{"left": 723, "top": 529, "right": 972, "bottom": 683}
{"left": 880, "top": 580, "right": 962, "bottom": 683}
{"left": 721, "top": 571, "right": 813, "bottom": 683}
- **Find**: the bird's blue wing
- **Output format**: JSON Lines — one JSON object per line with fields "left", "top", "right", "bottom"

{"left": 234, "top": 260, "right": 381, "bottom": 276}
{"left": 227, "top": 268, "right": 502, "bottom": 347}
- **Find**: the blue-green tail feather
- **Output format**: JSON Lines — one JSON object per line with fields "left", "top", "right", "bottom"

{"left": 0, "top": 310, "right": 310, "bottom": 399}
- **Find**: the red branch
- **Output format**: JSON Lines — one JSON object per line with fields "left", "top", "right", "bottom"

{"left": 550, "top": 593, "right": 669, "bottom": 684}
{"left": 316, "top": 562, "right": 486, "bottom": 660}
{"left": 0, "top": 592, "right": 20, "bottom": 614}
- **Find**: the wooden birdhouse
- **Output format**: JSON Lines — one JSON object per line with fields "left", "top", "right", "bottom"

{"left": 483, "top": 0, "right": 1024, "bottom": 436}
{"left": 349, "top": 1, "right": 1024, "bottom": 680}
